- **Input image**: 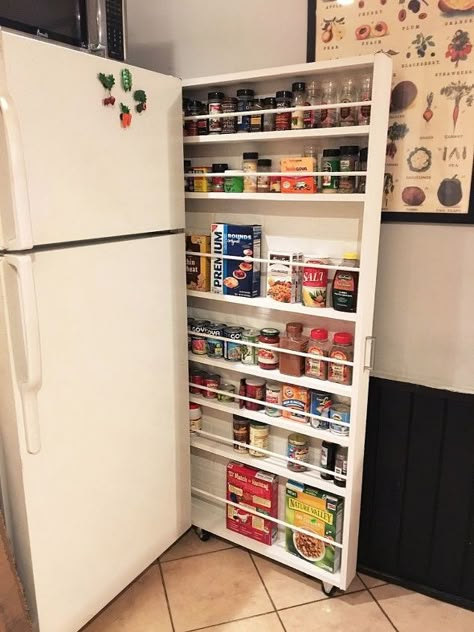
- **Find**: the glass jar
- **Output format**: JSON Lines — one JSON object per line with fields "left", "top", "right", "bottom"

{"left": 242, "top": 152, "right": 258, "bottom": 193}
{"left": 305, "top": 328, "right": 330, "bottom": 380}
{"left": 186, "top": 99, "right": 201, "bottom": 136}
{"left": 358, "top": 147, "right": 368, "bottom": 193}
{"left": 221, "top": 96, "right": 238, "bottom": 134}
{"left": 339, "top": 146, "right": 359, "bottom": 194}
{"left": 279, "top": 322, "right": 307, "bottom": 377}
{"left": 304, "top": 145, "right": 318, "bottom": 191}
{"left": 334, "top": 446, "right": 348, "bottom": 487}
{"left": 339, "top": 78, "right": 357, "bottom": 127}
{"left": 263, "top": 96, "right": 276, "bottom": 132}
{"left": 257, "top": 158, "right": 272, "bottom": 193}
{"left": 291, "top": 81, "right": 307, "bottom": 130}
{"left": 241, "top": 328, "right": 259, "bottom": 365}
{"left": 208, "top": 91, "right": 224, "bottom": 134}
{"left": 332, "top": 253, "right": 360, "bottom": 313}
{"left": 233, "top": 416, "right": 249, "bottom": 453}
{"left": 359, "top": 75, "right": 372, "bottom": 125}
{"left": 321, "top": 148, "right": 340, "bottom": 193}
{"left": 304, "top": 80, "right": 321, "bottom": 129}
{"left": 275, "top": 90, "right": 292, "bottom": 131}
{"left": 211, "top": 163, "right": 228, "bottom": 193}
{"left": 184, "top": 159, "right": 193, "bottom": 192}
{"left": 320, "top": 80, "right": 338, "bottom": 128}
{"left": 328, "top": 332, "right": 354, "bottom": 385}
{"left": 265, "top": 382, "right": 282, "bottom": 417}
{"left": 249, "top": 421, "right": 269, "bottom": 457}
{"left": 287, "top": 433, "right": 309, "bottom": 472}
{"left": 257, "top": 328, "right": 280, "bottom": 370}
{"left": 237, "top": 88, "right": 254, "bottom": 133}
{"left": 224, "top": 170, "right": 244, "bottom": 193}
{"left": 250, "top": 98, "right": 263, "bottom": 133}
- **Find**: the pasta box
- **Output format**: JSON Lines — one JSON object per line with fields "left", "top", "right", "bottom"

{"left": 266, "top": 251, "right": 303, "bottom": 304}
{"left": 226, "top": 462, "right": 278, "bottom": 545}
{"left": 281, "top": 157, "right": 317, "bottom": 194}
{"left": 285, "top": 481, "right": 344, "bottom": 573}
{"left": 211, "top": 223, "right": 261, "bottom": 298}
{"left": 186, "top": 234, "right": 210, "bottom": 292}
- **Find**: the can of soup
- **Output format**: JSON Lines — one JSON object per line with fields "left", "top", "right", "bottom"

{"left": 191, "top": 319, "right": 209, "bottom": 355}
{"left": 241, "top": 328, "right": 259, "bottom": 365}
{"left": 206, "top": 322, "right": 226, "bottom": 359}
{"left": 203, "top": 374, "right": 220, "bottom": 399}
{"left": 224, "top": 326, "right": 244, "bottom": 361}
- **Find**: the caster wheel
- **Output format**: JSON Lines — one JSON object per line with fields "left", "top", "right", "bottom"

{"left": 322, "top": 582, "right": 338, "bottom": 597}
{"left": 194, "top": 527, "right": 210, "bottom": 542}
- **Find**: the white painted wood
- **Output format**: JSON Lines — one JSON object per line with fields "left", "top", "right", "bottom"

{"left": 184, "top": 126, "right": 369, "bottom": 145}
{"left": 185, "top": 192, "right": 365, "bottom": 202}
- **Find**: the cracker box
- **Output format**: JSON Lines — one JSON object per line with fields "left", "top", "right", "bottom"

{"left": 282, "top": 384, "right": 310, "bottom": 423}
{"left": 211, "top": 224, "right": 261, "bottom": 298}
{"left": 266, "top": 252, "right": 303, "bottom": 304}
{"left": 226, "top": 462, "right": 278, "bottom": 545}
{"left": 186, "top": 234, "right": 211, "bottom": 292}
{"left": 285, "top": 481, "right": 344, "bottom": 573}
{"left": 281, "top": 157, "right": 317, "bottom": 194}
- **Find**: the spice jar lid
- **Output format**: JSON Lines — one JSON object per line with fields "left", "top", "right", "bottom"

{"left": 243, "top": 327, "right": 260, "bottom": 336}
{"left": 243, "top": 152, "right": 259, "bottom": 160}
{"left": 311, "top": 328, "right": 329, "bottom": 341}
{"left": 212, "top": 163, "right": 229, "bottom": 172}
{"left": 333, "top": 332, "right": 353, "bottom": 345}
{"left": 263, "top": 97, "right": 276, "bottom": 107}
{"left": 223, "top": 96, "right": 238, "bottom": 103}
{"left": 286, "top": 322, "right": 304, "bottom": 336}
{"left": 288, "top": 433, "right": 308, "bottom": 445}
{"left": 189, "top": 403, "right": 201, "bottom": 410}
{"left": 233, "top": 414, "right": 249, "bottom": 423}
{"left": 258, "top": 159, "right": 272, "bottom": 166}
{"left": 208, "top": 91, "right": 224, "bottom": 100}
{"left": 276, "top": 90, "right": 293, "bottom": 99}
{"left": 245, "top": 379, "right": 266, "bottom": 387}
{"left": 342, "top": 252, "right": 359, "bottom": 260}
{"left": 340, "top": 145, "right": 360, "bottom": 155}
{"left": 237, "top": 88, "right": 255, "bottom": 97}
{"left": 250, "top": 421, "right": 268, "bottom": 428}
{"left": 292, "top": 82, "right": 306, "bottom": 92}
{"left": 323, "top": 148, "right": 340, "bottom": 157}
{"left": 266, "top": 382, "right": 281, "bottom": 391}
{"left": 260, "top": 327, "right": 280, "bottom": 337}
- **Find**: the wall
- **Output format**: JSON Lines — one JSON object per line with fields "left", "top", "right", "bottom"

{"left": 126, "top": 0, "right": 474, "bottom": 395}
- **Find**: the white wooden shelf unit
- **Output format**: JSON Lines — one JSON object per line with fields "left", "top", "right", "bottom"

{"left": 183, "top": 53, "right": 392, "bottom": 593}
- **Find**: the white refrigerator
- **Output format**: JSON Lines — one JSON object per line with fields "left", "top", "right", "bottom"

{"left": 0, "top": 30, "right": 190, "bottom": 632}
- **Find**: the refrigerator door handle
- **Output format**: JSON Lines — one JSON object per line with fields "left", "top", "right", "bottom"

{"left": 4, "top": 255, "right": 42, "bottom": 454}
{"left": 0, "top": 96, "right": 33, "bottom": 250}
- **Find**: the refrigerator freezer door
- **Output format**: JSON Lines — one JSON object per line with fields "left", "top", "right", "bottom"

{"left": 0, "top": 30, "right": 184, "bottom": 250}
{"left": 0, "top": 234, "right": 190, "bottom": 632}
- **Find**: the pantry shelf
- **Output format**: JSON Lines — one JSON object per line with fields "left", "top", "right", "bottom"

{"left": 187, "top": 291, "right": 357, "bottom": 322}
{"left": 183, "top": 126, "right": 370, "bottom": 145}
{"left": 192, "top": 496, "right": 343, "bottom": 588}
{"left": 189, "top": 394, "right": 350, "bottom": 446}
{"left": 185, "top": 192, "right": 365, "bottom": 202}
{"left": 188, "top": 352, "right": 353, "bottom": 398}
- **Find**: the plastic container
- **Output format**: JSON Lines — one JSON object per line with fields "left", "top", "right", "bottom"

{"left": 332, "top": 252, "right": 359, "bottom": 313}
{"left": 328, "top": 332, "right": 353, "bottom": 385}
{"left": 189, "top": 403, "right": 202, "bottom": 432}
{"left": 237, "top": 88, "right": 255, "bottom": 133}
{"left": 279, "top": 322, "right": 307, "bottom": 377}
{"left": 208, "top": 91, "right": 224, "bottom": 134}
{"left": 305, "top": 328, "right": 330, "bottom": 380}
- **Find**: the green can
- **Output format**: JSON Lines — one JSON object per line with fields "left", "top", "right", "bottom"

{"left": 224, "top": 170, "right": 244, "bottom": 193}
{"left": 241, "top": 328, "right": 259, "bottom": 365}
{"left": 321, "top": 148, "right": 340, "bottom": 193}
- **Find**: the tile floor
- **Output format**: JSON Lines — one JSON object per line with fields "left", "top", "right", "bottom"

{"left": 83, "top": 529, "right": 474, "bottom": 632}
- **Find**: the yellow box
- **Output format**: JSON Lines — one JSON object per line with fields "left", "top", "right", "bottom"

{"left": 186, "top": 234, "right": 210, "bottom": 291}
{"left": 281, "top": 157, "right": 316, "bottom": 194}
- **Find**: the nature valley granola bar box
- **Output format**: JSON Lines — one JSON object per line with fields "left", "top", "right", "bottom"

{"left": 285, "top": 481, "right": 344, "bottom": 573}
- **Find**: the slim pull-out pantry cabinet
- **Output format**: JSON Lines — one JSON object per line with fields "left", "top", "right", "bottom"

{"left": 182, "top": 53, "right": 392, "bottom": 593}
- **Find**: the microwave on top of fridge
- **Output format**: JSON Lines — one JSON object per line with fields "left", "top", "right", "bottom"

{"left": 0, "top": 0, "right": 126, "bottom": 61}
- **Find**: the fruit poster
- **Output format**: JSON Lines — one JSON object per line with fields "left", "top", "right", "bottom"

{"left": 314, "top": 0, "right": 474, "bottom": 217}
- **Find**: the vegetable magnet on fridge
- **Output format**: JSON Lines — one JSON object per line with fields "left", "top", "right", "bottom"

{"left": 134, "top": 90, "right": 147, "bottom": 113}
{"left": 98, "top": 73, "right": 116, "bottom": 106}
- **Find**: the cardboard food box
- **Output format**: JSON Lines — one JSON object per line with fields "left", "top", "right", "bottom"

{"left": 211, "top": 224, "right": 261, "bottom": 298}
{"left": 282, "top": 384, "right": 310, "bottom": 422}
{"left": 281, "top": 157, "right": 317, "bottom": 194}
{"left": 285, "top": 481, "right": 344, "bottom": 573}
{"left": 186, "top": 234, "right": 211, "bottom": 292}
{"left": 266, "top": 252, "right": 303, "bottom": 304}
{"left": 226, "top": 462, "right": 278, "bottom": 545}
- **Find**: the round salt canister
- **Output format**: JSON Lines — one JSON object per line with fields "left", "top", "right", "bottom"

{"left": 249, "top": 421, "right": 269, "bottom": 457}
{"left": 330, "top": 404, "right": 351, "bottom": 436}
{"left": 244, "top": 378, "right": 265, "bottom": 411}
{"left": 265, "top": 382, "right": 282, "bottom": 417}
{"left": 189, "top": 403, "right": 202, "bottom": 432}
{"left": 287, "top": 433, "right": 309, "bottom": 472}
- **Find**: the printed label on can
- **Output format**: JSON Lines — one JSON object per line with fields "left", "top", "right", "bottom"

{"left": 310, "top": 391, "right": 332, "bottom": 429}
{"left": 330, "top": 404, "right": 351, "bottom": 436}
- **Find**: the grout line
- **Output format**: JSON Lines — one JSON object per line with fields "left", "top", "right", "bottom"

{"left": 186, "top": 610, "right": 276, "bottom": 632}
{"left": 158, "top": 562, "right": 176, "bottom": 632}
{"left": 160, "top": 544, "right": 235, "bottom": 564}
{"left": 276, "top": 587, "right": 368, "bottom": 613}
{"left": 365, "top": 586, "right": 400, "bottom": 632}
{"left": 358, "top": 572, "right": 388, "bottom": 590}
{"left": 249, "top": 553, "right": 287, "bottom": 632}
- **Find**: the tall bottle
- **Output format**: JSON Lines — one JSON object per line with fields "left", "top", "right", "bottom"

{"left": 359, "top": 75, "right": 372, "bottom": 125}
{"left": 339, "top": 78, "right": 357, "bottom": 127}
{"left": 320, "top": 80, "right": 338, "bottom": 128}
{"left": 291, "top": 82, "right": 307, "bottom": 130}
{"left": 304, "top": 81, "right": 321, "bottom": 129}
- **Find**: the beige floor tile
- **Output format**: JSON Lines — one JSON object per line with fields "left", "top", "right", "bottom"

{"left": 161, "top": 547, "right": 273, "bottom": 632}
{"left": 252, "top": 554, "right": 365, "bottom": 609}
{"left": 279, "top": 590, "right": 395, "bottom": 632}
{"left": 198, "top": 612, "right": 284, "bottom": 631}
{"left": 160, "top": 528, "right": 234, "bottom": 562}
{"left": 358, "top": 572, "right": 387, "bottom": 589}
{"left": 82, "top": 565, "right": 172, "bottom": 632}
{"left": 372, "top": 584, "right": 474, "bottom": 632}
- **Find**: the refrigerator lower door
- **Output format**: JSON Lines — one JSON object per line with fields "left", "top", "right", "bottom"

{"left": 0, "top": 233, "right": 190, "bottom": 632}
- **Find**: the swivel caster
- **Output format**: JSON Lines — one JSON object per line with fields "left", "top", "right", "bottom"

{"left": 322, "top": 582, "right": 338, "bottom": 597}
{"left": 194, "top": 526, "right": 210, "bottom": 542}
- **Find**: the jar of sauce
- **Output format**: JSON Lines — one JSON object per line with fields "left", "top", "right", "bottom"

{"left": 233, "top": 416, "right": 249, "bottom": 453}
{"left": 258, "top": 328, "right": 280, "bottom": 370}
{"left": 305, "top": 328, "right": 330, "bottom": 380}
{"left": 328, "top": 332, "right": 353, "bottom": 385}
{"left": 332, "top": 253, "right": 359, "bottom": 313}
{"left": 279, "top": 322, "right": 307, "bottom": 377}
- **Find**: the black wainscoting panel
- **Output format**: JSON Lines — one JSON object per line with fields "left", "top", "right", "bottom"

{"left": 359, "top": 378, "right": 474, "bottom": 608}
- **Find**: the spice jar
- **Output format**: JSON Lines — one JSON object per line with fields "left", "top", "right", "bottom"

{"left": 241, "top": 328, "right": 259, "bottom": 365}
{"left": 211, "top": 163, "right": 228, "bottom": 193}
{"left": 189, "top": 403, "right": 202, "bottom": 432}
{"left": 263, "top": 96, "right": 276, "bottom": 132}
{"left": 184, "top": 160, "right": 193, "bottom": 193}
{"left": 305, "top": 328, "right": 330, "bottom": 381}
{"left": 206, "top": 322, "right": 226, "bottom": 358}
{"left": 358, "top": 147, "right": 368, "bottom": 193}
{"left": 275, "top": 90, "right": 292, "bottom": 131}
{"left": 244, "top": 378, "right": 265, "bottom": 411}
{"left": 320, "top": 80, "right": 338, "bottom": 128}
{"left": 302, "top": 258, "right": 330, "bottom": 308}
{"left": 358, "top": 75, "right": 372, "bottom": 125}
{"left": 224, "top": 170, "right": 244, "bottom": 193}
{"left": 224, "top": 326, "right": 244, "bottom": 361}
{"left": 304, "top": 80, "right": 321, "bottom": 129}
{"left": 250, "top": 98, "right": 263, "bottom": 132}
{"left": 242, "top": 152, "right": 258, "bottom": 193}
{"left": 257, "top": 159, "right": 272, "bottom": 193}
{"left": 287, "top": 433, "right": 309, "bottom": 472}
{"left": 279, "top": 322, "right": 307, "bottom": 377}
{"left": 222, "top": 96, "right": 238, "bottom": 134}
{"left": 233, "top": 416, "right": 249, "bottom": 453}
{"left": 321, "top": 148, "right": 340, "bottom": 193}
{"left": 332, "top": 253, "right": 359, "bottom": 313}
{"left": 339, "top": 78, "right": 357, "bottom": 127}
{"left": 258, "top": 328, "right": 280, "bottom": 370}
{"left": 197, "top": 101, "right": 209, "bottom": 136}
{"left": 291, "top": 82, "right": 307, "bottom": 130}
{"left": 203, "top": 373, "right": 220, "bottom": 399}
{"left": 208, "top": 91, "right": 224, "bottom": 134}
{"left": 265, "top": 382, "right": 282, "bottom": 417}
{"left": 186, "top": 100, "right": 201, "bottom": 136}
{"left": 237, "top": 88, "right": 254, "bottom": 133}
{"left": 249, "top": 421, "right": 269, "bottom": 457}
{"left": 191, "top": 319, "right": 209, "bottom": 355}
{"left": 339, "top": 146, "right": 359, "bottom": 193}
{"left": 217, "top": 383, "right": 236, "bottom": 402}
{"left": 328, "top": 332, "right": 353, "bottom": 385}
{"left": 193, "top": 166, "right": 211, "bottom": 193}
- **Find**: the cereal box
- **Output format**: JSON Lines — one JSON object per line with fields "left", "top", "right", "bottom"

{"left": 282, "top": 384, "right": 310, "bottom": 423}
{"left": 285, "top": 481, "right": 344, "bottom": 573}
{"left": 211, "top": 224, "right": 261, "bottom": 298}
{"left": 266, "top": 252, "right": 303, "bottom": 304}
{"left": 186, "top": 234, "right": 210, "bottom": 292}
{"left": 281, "top": 157, "right": 317, "bottom": 194}
{"left": 226, "top": 462, "right": 278, "bottom": 545}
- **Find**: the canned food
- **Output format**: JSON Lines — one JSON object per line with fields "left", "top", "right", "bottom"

{"left": 249, "top": 421, "right": 269, "bottom": 457}
{"left": 206, "top": 322, "right": 226, "bottom": 359}
{"left": 310, "top": 391, "right": 332, "bottom": 430}
{"left": 191, "top": 319, "right": 209, "bottom": 355}
{"left": 218, "top": 383, "right": 236, "bottom": 402}
{"left": 330, "top": 404, "right": 351, "bottom": 436}
{"left": 203, "top": 374, "right": 220, "bottom": 399}
{"left": 241, "top": 328, "right": 259, "bottom": 365}
{"left": 265, "top": 382, "right": 282, "bottom": 417}
{"left": 187, "top": 317, "right": 194, "bottom": 350}
{"left": 224, "top": 326, "right": 244, "bottom": 361}
{"left": 233, "top": 415, "right": 249, "bottom": 453}
{"left": 245, "top": 378, "right": 265, "bottom": 411}
{"left": 189, "top": 369, "right": 206, "bottom": 394}
{"left": 287, "top": 433, "right": 309, "bottom": 472}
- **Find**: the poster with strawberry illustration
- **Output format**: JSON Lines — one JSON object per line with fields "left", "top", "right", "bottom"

{"left": 313, "top": 0, "right": 474, "bottom": 219}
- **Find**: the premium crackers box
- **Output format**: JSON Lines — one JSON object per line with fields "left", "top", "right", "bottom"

{"left": 226, "top": 462, "right": 278, "bottom": 545}
{"left": 285, "top": 481, "right": 344, "bottom": 573}
{"left": 211, "top": 224, "right": 261, "bottom": 298}
{"left": 186, "top": 234, "right": 210, "bottom": 292}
